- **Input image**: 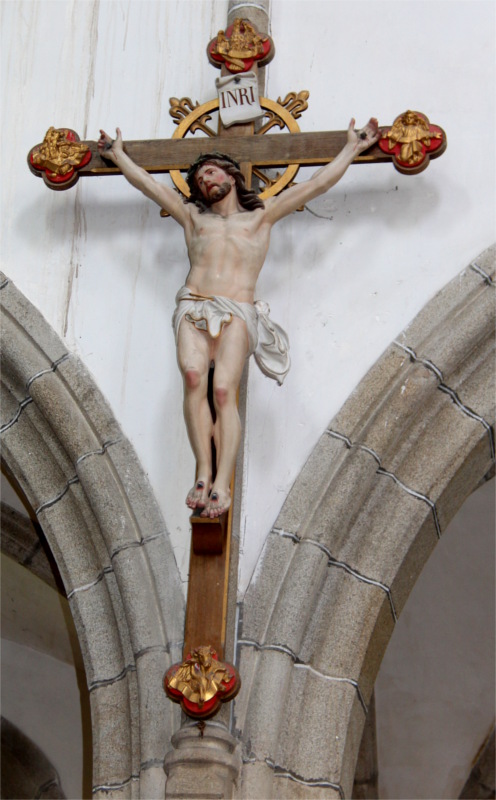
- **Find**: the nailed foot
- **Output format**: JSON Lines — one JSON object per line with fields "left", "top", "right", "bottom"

{"left": 200, "top": 488, "right": 231, "bottom": 519}
{"left": 186, "top": 479, "right": 210, "bottom": 510}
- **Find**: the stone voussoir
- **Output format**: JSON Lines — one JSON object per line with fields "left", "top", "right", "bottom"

{"left": 69, "top": 578, "right": 129, "bottom": 688}
{"left": 397, "top": 247, "right": 495, "bottom": 376}
{"left": 76, "top": 455, "right": 144, "bottom": 553}
{"left": 333, "top": 360, "right": 439, "bottom": 465}
{"left": 296, "top": 445, "right": 384, "bottom": 546}
{"left": 330, "top": 345, "right": 412, "bottom": 443}
{"left": 36, "top": 482, "right": 110, "bottom": 593}
{"left": 104, "top": 436, "right": 172, "bottom": 540}
{"left": 242, "top": 648, "right": 298, "bottom": 761}
{"left": 1, "top": 402, "right": 76, "bottom": 509}
{"left": 28, "top": 370, "right": 110, "bottom": 466}
{"left": 264, "top": 544, "right": 329, "bottom": 652}
{"left": 297, "top": 570, "right": 394, "bottom": 704}
{"left": 389, "top": 514, "right": 441, "bottom": 617}
{"left": 135, "top": 649, "right": 181, "bottom": 764}
{"left": 274, "top": 778, "right": 342, "bottom": 799}
{"left": 330, "top": 473, "right": 439, "bottom": 592}
{"left": 233, "top": 644, "right": 261, "bottom": 735}
{"left": 90, "top": 674, "right": 139, "bottom": 797}
{"left": 241, "top": 531, "right": 299, "bottom": 642}
{"left": 274, "top": 669, "right": 362, "bottom": 791}
{"left": 434, "top": 431, "right": 494, "bottom": 532}
{"left": 110, "top": 544, "right": 170, "bottom": 654}
{"left": 379, "top": 399, "right": 492, "bottom": 514}
{"left": 0, "top": 275, "right": 69, "bottom": 372}
{"left": 471, "top": 243, "right": 496, "bottom": 279}
{"left": 436, "top": 330, "right": 495, "bottom": 426}
{"left": 102, "top": 569, "right": 137, "bottom": 669}
{"left": 0, "top": 382, "right": 27, "bottom": 430}
{"left": 241, "top": 761, "right": 279, "bottom": 800}
{"left": 139, "top": 533, "right": 185, "bottom": 650}
{"left": 56, "top": 355, "right": 123, "bottom": 444}
{"left": 274, "top": 431, "right": 354, "bottom": 534}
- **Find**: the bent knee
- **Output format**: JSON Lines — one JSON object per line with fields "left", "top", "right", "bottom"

{"left": 184, "top": 368, "right": 202, "bottom": 391}
{"left": 213, "top": 384, "right": 235, "bottom": 408}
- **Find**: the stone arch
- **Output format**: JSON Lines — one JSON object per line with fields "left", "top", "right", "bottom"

{"left": 236, "top": 245, "right": 495, "bottom": 799}
{"left": 0, "top": 273, "right": 185, "bottom": 799}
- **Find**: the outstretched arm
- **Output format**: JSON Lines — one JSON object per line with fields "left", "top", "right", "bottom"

{"left": 264, "top": 118, "right": 379, "bottom": 225}
{"left": 97, "top": 128, "right": 190, "bottom": 227}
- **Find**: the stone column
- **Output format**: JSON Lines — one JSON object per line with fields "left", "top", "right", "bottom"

{"left": 228, "top": 0, "right": 270, "bottom": 32}
{"left": 228, "top": 1, "right": 270, "bottom": 95}
{"left": 164, "top": 722, "right": 241, "bottom": 799}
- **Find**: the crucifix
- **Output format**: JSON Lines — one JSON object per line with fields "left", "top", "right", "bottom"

{"left": 27, "top": 17, "right": 446, "bottom": 720}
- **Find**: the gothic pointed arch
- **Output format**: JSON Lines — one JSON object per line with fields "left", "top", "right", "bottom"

{"left": 0, "top": 273, "right": 185, "bottom": 799}
{"left": 236, "top": 244, "right": 495, "bottom": 799}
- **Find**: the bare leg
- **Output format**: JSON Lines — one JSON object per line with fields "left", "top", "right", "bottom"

{"left": 201, "top": 317, "right": 249, "bottom": 518}
{"left": 177, "top": 320, "right": 213, "bottom": 509}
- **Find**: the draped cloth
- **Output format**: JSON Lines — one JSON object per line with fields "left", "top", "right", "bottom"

{"left": 172, "top": 286, "right": 290, "bottom": 385}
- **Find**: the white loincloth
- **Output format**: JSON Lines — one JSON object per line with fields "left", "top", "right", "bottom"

{"left": 172, "top": 286, "right": 290, "bottom": 385}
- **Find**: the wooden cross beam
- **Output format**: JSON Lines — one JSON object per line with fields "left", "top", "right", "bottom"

{"left": 28, "top": 47, "right": 447, "bottom": 194}
{"left": 27, "top": 17, "right": 447, "bottom": 720}
{"left": 30, "top": 128, "right": 395, "bottom": 177}
{"left": 28, "top": 118, "right": 447, "bottom": 190}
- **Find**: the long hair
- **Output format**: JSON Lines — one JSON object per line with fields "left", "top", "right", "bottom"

{"left": 185, "top": 152, "right": 265, "bottom": 213}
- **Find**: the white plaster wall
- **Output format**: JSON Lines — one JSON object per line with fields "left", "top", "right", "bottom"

{"left": 375, "top": 479, "right": 495, "bottom": 799}
{"left": 1, "top": 554, "right": 82, "bottom": 667}
{"left": 1, "top": 483, "right": 87, "bottom": 797}
{"left": 240, "top": 0, "right": 496, "bottom": 592}
{"left": 1, "top": 0, "right": 494, "bottom": 594}
{"left": 1, "top": 638, "right": 85, "bottom": 800}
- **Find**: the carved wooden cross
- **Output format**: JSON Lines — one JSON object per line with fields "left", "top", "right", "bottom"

{"left": 27, "top": 10, "right": 447, "bottom": 198}
{"left": 28, "top": 100, "right": 447, "bottom": 192}
{"left": 27, "top": 17, "right": 446, "bottom": 720}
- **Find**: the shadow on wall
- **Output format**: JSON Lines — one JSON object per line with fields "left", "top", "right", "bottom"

{"left": 1, "top": 716, "right": 66, "bottom": 800}
{"left": 1, "top": 469, "right": 93, "bottom": 799}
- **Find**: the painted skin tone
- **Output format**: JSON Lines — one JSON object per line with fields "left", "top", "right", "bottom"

{"left": 98, "top": 118, "right": 379, "bottom": 517}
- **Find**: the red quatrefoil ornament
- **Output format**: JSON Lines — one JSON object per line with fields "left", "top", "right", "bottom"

{"left": 164, "top": 646, "right": 241, "bottom": 720}
{"left": 207, "top": 18, "right": 274, "bottom": 74}
{"left": 378, "top": 110, "right": 446, "bottom": 175}
{"left": 28, "top": 128, "right": 92, "bottom": 190}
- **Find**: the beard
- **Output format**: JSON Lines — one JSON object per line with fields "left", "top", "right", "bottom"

{"left": 206, "top": 181, "right": 232, "bottom": 204}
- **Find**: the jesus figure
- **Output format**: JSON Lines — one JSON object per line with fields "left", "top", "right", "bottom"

{"left": 98, "top": 118, "right": 379, "bottom": 518}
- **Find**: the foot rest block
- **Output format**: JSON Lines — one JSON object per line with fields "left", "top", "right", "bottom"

{"left": 191, "top": 513, "right": 226, "bottom": 555}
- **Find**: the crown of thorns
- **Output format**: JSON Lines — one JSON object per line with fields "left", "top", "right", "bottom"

{"left": 186, "top": 152, "right": 242, "bottom": 189}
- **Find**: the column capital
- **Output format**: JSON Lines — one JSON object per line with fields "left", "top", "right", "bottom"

{"left": 164, "top": 723, "right": 242, "bottom": 798}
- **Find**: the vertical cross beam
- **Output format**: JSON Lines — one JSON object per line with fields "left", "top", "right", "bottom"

{"left": 183, "top": 3, "right": 270, "bottom": 665}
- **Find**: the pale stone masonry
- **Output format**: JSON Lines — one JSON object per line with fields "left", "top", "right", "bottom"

{"left": 1, "top": 244, "right": 494, "bottom": 797}
{"left": 1, "top": 272, "right": 185, "bottom": 798}
{"left": 235, "top": 245, "right": 495, "bottom": 799}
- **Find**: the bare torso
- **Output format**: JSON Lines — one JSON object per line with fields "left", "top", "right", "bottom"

{"left": 96, "top": 118, "right": 380, "bottom": 516}
{"left": 183, "top": 204, "right": 272, "bottom": 303}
